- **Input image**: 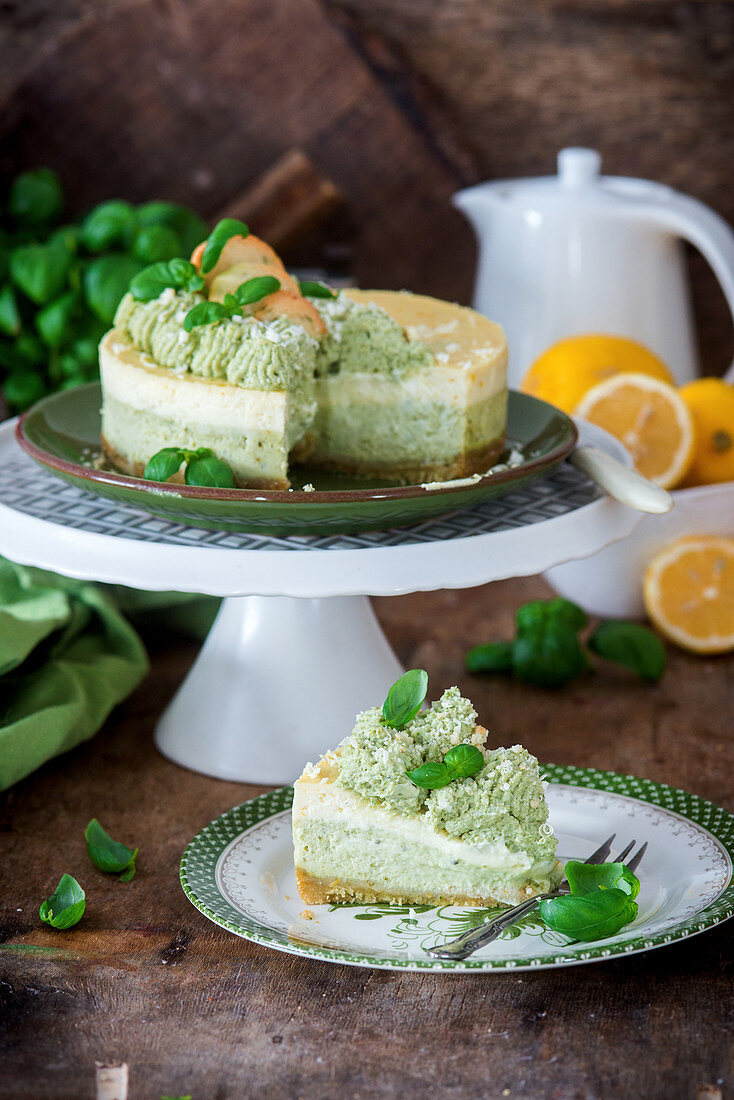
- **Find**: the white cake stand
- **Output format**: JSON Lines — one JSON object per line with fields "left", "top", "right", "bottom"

{"left": 0, "top": 419, "right": 639, "bottom": 783}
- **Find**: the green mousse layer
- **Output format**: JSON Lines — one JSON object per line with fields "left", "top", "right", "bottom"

{"left": 101, "top": 394, "right": 288, "bottom": 484}
{"left": 312, "top": 381, "right": 506, "bottom": 467}
{"left": 335, "top": 687, "right": 556, "bottom": 863}
{"left": 312, "top": 293, "right": 434, "bottom": 378}
{"left": 114, "top": 290, "right": 318, "bottom": 393}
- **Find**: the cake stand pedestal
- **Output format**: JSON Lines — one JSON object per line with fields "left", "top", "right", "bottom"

{"left": 0, "top": 420, "right": 639, "bottom": 784}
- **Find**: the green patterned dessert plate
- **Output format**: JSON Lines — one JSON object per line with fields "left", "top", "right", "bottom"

{"left": 180, "top": 765, "right": 734, "bottom": 972}
{"left": 16, "top": 383, "right": 577, "bottom": 536}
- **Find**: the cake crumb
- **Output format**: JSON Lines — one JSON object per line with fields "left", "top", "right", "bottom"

{"left": 300, "top": 909, "right": 315, "bottom": 920}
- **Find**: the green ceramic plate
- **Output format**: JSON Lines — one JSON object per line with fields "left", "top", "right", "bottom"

{"left": 180, "top": 767, "right": 734, "bottom": 972}
{"left": 16, "top": 383, "right": 577, "bottom": 536}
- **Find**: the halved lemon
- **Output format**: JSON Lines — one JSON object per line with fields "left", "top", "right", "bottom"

{"left": 520, "top": 334, "right": 674, "bottom": 415}
{"left": 643, "top": 536, "right": 734, "bottom": 654}
{"left": 575, "top": 372, "right": 695, "bottom": 488}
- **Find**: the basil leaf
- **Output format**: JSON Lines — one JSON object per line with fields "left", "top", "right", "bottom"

{"left": 36, "top": 290, "right": 79, "bottom": 347}
{"left": 539, "top": 888, "right": 638, "bottom": 942}
{"left": 71, "top": 331, "right": 105, "bottom": 369}
{"left": 84, "top": 254, "right": 143, "bottom": 323}
{"left": 408, "top": 744, "right": 484, "bottom": 789}
{"left": 465, "top": 641, "right": 514, "bottom": 675}
{"left": 132, "top": 225, "right": 181, "bottom": 264}
{"left": 0, "top": 283, "right": 21, "bottom": 337}
{"left": 14, "top": 332, "right": 45, "bottom": 366}
{"left": 39, "top": 874, "right": 86, "bottom": 929}
{"left": 183, "top": 301, "right": 228, "bottom": 331}
{"left": 588, "top": 621, "right": 666, "bottom": 683}
{"left": 144, "top": 447, "right": 185, "bottom": 482}
{"left": 406, "top": 762, "right": 450, "bottom": 789}
{"left": 382, "top": 668, "right": 429, "bottom": 729}
{"left": 443, "top": 743, "right": 484, "bottom": 781}
{"left": 9, "top": 168, "right": 64, "bottom": 227}
{"left": 136, "top": 201, "right": 208, "bottom": 255}
{"left": 80, "top": 200, "right": 137, "bottom": 251}
{"left": 3, "top": 371, "right": 47, "bottom": 412}
{"left": 10, "top": 236, "right": 72, "bottom": 304}
{"left": 85, "top": 818, "right": 138, "bottom": 880}
{"left": 564, "top": 860, "right": 640, "bottom": 901}
{"left": 50, "top": 225, "right": 81, "bottom": 255}
{"left": 129, "top": 258, "right": 203, "bottom": 302}
{"left": 299, "top": 280, "right": 337, "bottom": 299}
{"left": 184, "top": 454, "right": 236, "bottom": 488}
{"left": 511, "top": 621, "right": 587, "bottom": 688}
{"left": 200, "top": 219, "right": 249, "bottom": 274}
{"left": 233, "top": 275, "right": 281, "bottom": 306}
{"left": 516, "top": 598, "right": 587, "bottom": 634}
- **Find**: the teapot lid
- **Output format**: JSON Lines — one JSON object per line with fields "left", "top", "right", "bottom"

{"left": 454, "top": 147, "right": 671, "bottom": 211}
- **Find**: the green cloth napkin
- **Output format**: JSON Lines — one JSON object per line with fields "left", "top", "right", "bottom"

{"left": 0, "top": 558, "right": 149, "bottom": 790}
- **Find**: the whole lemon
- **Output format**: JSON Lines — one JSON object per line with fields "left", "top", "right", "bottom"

{"left": 679, "top": 377, "right": 734, "bottom": 486}
{"left": 520, "top": 334, "right": 674, "bottom": 414}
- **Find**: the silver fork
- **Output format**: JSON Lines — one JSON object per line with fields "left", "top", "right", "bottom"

{"left": 425, "top": 834, "right": 647, "bottom": 961}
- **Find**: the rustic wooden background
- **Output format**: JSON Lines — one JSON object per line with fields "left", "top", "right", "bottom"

{"left": 1, "top": 0, "right": 733, "bottom": 371}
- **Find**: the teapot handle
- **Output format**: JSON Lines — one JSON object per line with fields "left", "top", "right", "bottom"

{"left": 638, "top": 191, "right": 734, "bottom": 382}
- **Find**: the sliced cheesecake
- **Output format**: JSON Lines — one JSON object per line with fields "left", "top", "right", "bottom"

{"left": 293, "top": 684, "right": 561, "bottom": 908}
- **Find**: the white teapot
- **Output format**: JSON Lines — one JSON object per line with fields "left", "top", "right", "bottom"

{"left": 454, "top": 147, "right": 734, "bottom": 387}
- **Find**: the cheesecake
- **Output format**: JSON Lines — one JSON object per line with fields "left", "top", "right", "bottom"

{"left": 99, "top": 230, "right": 508, "bottom": 488}
{"left": 292, "top": 684, "right": 561, "bottom": 908}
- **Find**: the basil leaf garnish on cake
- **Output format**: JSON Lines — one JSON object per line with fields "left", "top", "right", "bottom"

{"left": 292, "top": 677, "right": 562, "bottom": 908}
{"left": 98, "top": 228, "right": 508, "bottom": 491}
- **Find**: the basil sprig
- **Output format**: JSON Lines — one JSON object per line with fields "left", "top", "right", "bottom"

{"left": 407, "top": 743, "right": 485, "bottom": 790}
{"left": 0, "top": 170, "right": 208, "bottom": 414}
{"left": 85, "top": 818, "right": 138, "bottom": 882}
{"left": 299, "top": 280, "right": 337, "bottom": 300}
{"left": 467, "top": 597, "right": 666, "bottom": 689}
{"left": 130, "top": 258, "right": 204, "bottom": 302}
{"left": 183, "top": 276, "right": 281, "bottom": 331}
{"left": 382, "top": 669, "right": 428, "bottom": 729}
{"left": 199, "top": 218, "right": 249, "bottom": 274}
{"left": 144, "top": 446, "right": 236, "bottom": 488}
{"left": 39, "top": 874, "right": 86, "bottom": 929}
{"left": 539, "top": 860, "right": 640, "bottom": 942}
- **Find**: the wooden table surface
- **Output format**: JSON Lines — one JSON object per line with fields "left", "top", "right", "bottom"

{"left": 1, "top": 576, "right": 732, "bottom": 1100}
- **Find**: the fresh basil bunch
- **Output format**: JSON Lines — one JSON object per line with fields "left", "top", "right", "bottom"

{"left": 0, "top": 168, "right": 207, "bottom": 413}
{"left": 466, "top": 597, "right": 666, "bottom": 688}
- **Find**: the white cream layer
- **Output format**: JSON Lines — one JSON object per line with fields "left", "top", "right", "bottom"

{"left": 100, "top": 331, "right": 287, "bottom": 433}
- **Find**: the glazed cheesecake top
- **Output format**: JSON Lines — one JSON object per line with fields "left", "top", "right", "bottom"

{"left": 301, "top": 686, "right": 557, "bottom": 864}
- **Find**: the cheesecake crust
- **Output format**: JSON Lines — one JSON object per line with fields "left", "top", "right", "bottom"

{"left": 299, "top": 435, "right": 506, "bottom": 486}
{"left": 295, "top": 865, "right": 542, "bottom": 909}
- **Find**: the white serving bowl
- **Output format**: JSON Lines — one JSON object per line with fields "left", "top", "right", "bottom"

{"left": 545, "top": 477, "right": 734, "bottom": 619}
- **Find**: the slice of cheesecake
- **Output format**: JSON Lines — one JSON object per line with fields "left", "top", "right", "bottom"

{"left": 292, "top": 684, "right": 561, "bottom": 908}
